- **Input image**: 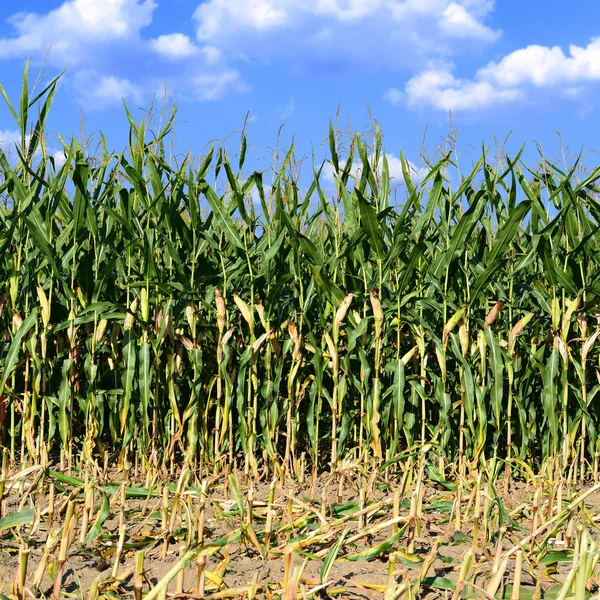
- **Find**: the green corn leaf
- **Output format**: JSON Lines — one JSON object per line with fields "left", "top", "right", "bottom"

{"left": 488, "top": 200, "right": 531, "bottom": 263}
{"left": 484, "top": 327, "right": 505, "bottom": 431}
{"left": 228, "top": 473, "right": 246, "bottom": 516}
{"left": 469, "top": 259, "right": 504, "bottom": 305}
{"left": 320, "top": 527, "right": 348, "bottom": 584}
{"left": 81, "top": 493, "right": 110, "bottom": 546}
{"left": 329, "top": 121, "right": 339, "bottom": 174}
{"left": 346, "top": 531, "right": 403, "bottom": 561}
{"left": 435, "top": 189, "right": 485, "bottom": 278}
{"left": 0, "top": 509, "right": 35, "bottom": 532}
{"left": 356, "top": 188, "right": 386, "bottom": 258}
{"left": 421, "top": 576, "right": 456, "bottom": 591}
{"left": 200, "top": 181, "right": 245, "bottom": 250}
{"left": 0, "top": 308, "right": 38, "bottom": 397}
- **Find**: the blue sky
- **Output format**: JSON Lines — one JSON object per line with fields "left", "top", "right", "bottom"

{"left": 1, "top": 0, "right": 600, "bottom": 179}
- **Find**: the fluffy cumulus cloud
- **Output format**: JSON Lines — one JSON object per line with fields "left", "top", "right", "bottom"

{"left": 149, "top": 33, "right": 227, "bottom": 64}
{"left": 150, "top": 33, "right": 199, "bottom": 59}
{"left": 480, "top": 40, "right": 600, "bottom": 87}
{"left": 439, "top": 2, "right": 499, "bottom": 41}
{"left": 0, "top": 0, "right": 156, "bottom": 64}
{"left": 404, "top": 65, "right": 521, "bottom": 111}
{"left": 0, "top": 0, "right": 245, "bottom": 108}
{"left": 397, "top": 37, "right": 600, "bottom": 111}
{"left": 193, "top": 0, "right": 500, "bottom": 68}
{"left": 74, "top": 72, "right": 143, "bottom": 108}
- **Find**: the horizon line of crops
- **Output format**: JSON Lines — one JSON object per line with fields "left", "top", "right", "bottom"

{"left": 2, "top": 65, "right": 600, "bottom": 479}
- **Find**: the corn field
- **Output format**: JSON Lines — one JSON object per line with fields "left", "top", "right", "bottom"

{"left": 2, "top": 68, "right": 600, "bottom": 482}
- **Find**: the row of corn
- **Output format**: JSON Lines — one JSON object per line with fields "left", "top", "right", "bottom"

{"left": 1, "top": 66, "right": 600, "bottom": 479}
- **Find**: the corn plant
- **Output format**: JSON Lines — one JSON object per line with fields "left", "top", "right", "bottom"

{"left": 1, "top": 66, "right": 600, "bottom": 481}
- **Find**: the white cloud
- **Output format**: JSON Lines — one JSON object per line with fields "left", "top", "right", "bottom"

{"left": 480, "top": 39, "right": 600, "bottom": 87}
{"left": 440, "top": 2, "right": 499, "bottom": 41}
{"left": 193, "top": 71, "right": 247, "bottom": 101}
{"left": 192, "top": 0, "right": 499, "bottom": 68}
{"left": 201, "top": 46, "right": 224, "bottom": 66}
{"left": 150, "top": 33, "right": 199, "bottom": 59}
{"left": 0, "top": 0, "right": 250, "bottom": 109}
{"left": 397, "top": 37, "right": 600, "bottom": 112}
{"left": 384, "top": 88, "right": 404, "bottom": 106}
{"left": 404, "top": 65, "right": 520, "bottom": 111}
{"left": 0, "top": 0, "right": 156, "bottom": 64}
{"left": 196, "top": 0, "right": 288, "bottom": 38}
{"left": 75, "top": 72, "right": 143, "bottom": 108}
